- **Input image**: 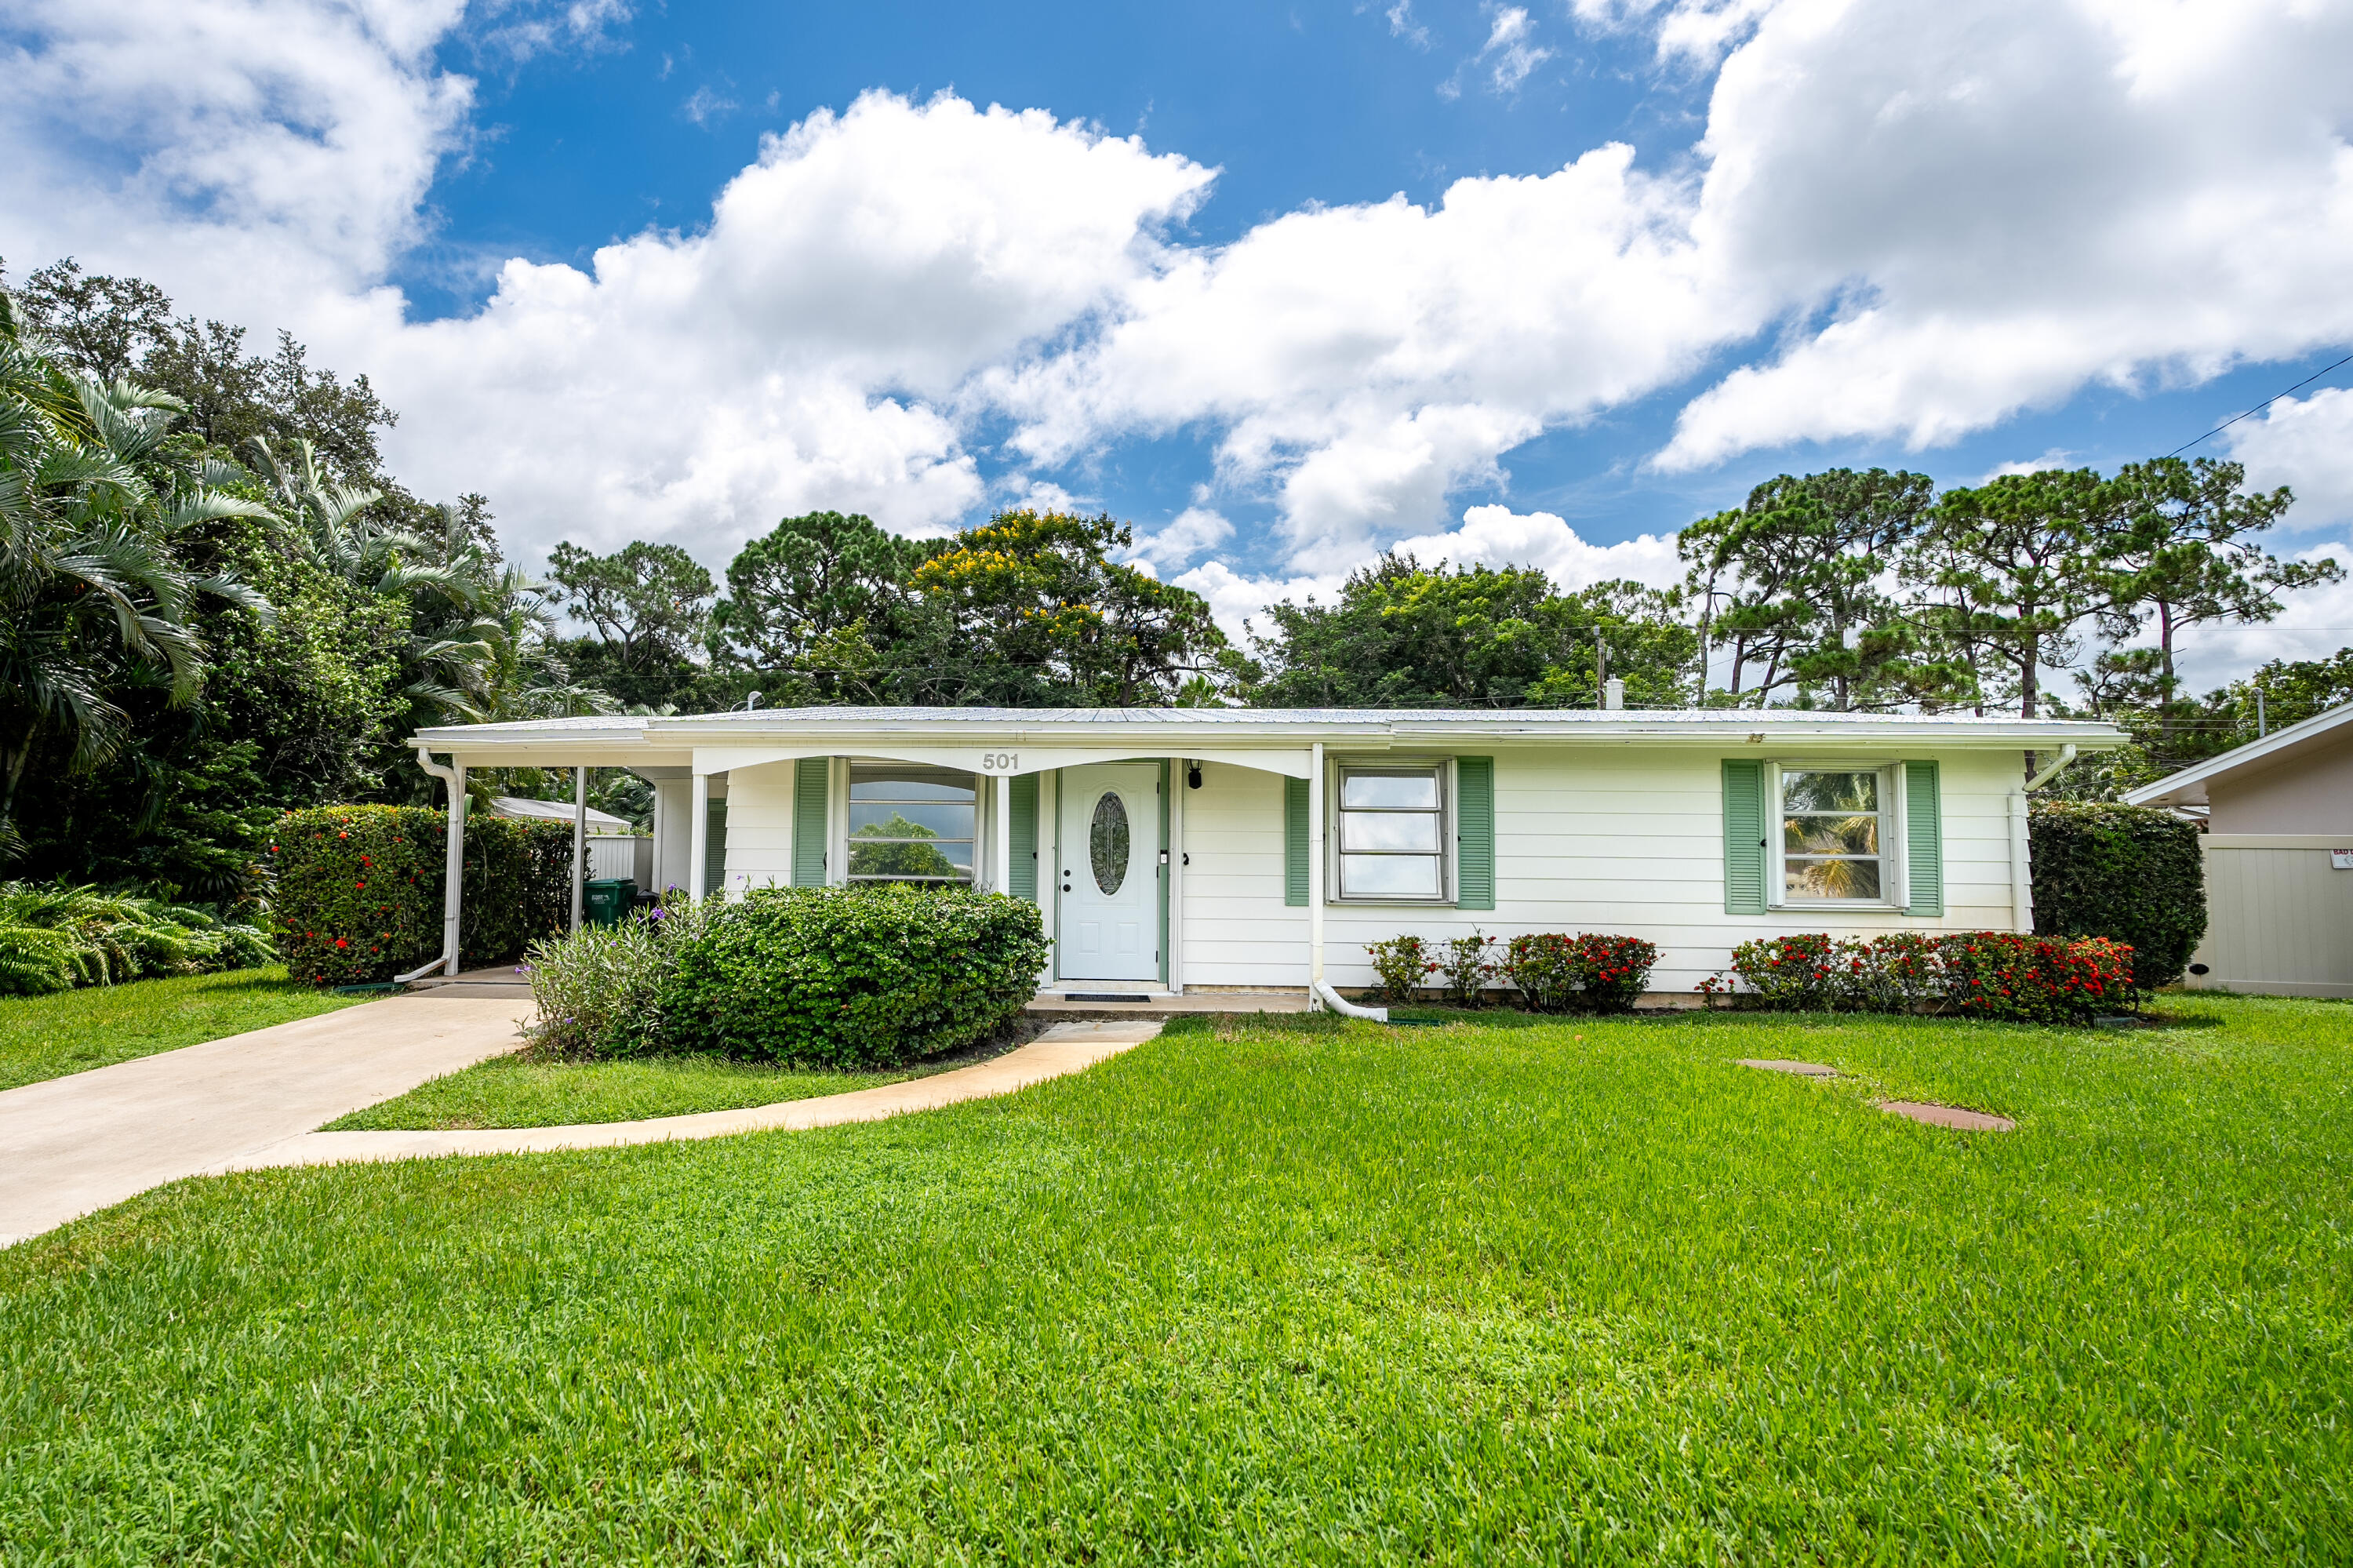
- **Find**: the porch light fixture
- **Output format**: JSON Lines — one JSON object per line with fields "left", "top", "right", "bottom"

{"left": 1186, "top": 762, "right": 1203, "bottom": 789}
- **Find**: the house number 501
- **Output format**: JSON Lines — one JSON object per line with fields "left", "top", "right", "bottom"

{"left": 980, "top": 752, "right": 1019, "bottom": 772}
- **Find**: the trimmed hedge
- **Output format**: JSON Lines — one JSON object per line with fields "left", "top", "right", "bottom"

{"left": 0, "top": 883, "right": 271, "bottom": 996}
{"left": 1718, "top": 930, "right": 2136, "bottom": 1022}
{"left": 660, "top": 885, "right": 1050, "bottom": 1068}
{"left": 267, "top": 805, "right": 572, "bottom": 985}
{"left": 1497, "top": 932, "right": 1660, "bottom": 1013}
{"left": 2030, "top": 802, "right": 2206, "bottom": 988}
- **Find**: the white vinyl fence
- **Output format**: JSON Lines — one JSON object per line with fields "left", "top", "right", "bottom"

{"left": 2184, "top": 835, "right": 2353, "bottom": 998}
{"left": 585, "top": 834, "right": 651, "bottom": 886}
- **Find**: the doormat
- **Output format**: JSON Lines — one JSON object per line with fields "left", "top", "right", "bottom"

{"left": 1060, "top": 993, "right": 1153, "bottom": 1003}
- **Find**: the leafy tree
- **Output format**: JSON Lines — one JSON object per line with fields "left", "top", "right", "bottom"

{"left": 0, "top": 298, "right": 277, "bottom": 860}
{"left": 1680, "top": 468, "right": 1944, "bottom": 709}
{"left": 1251, "top": 555, "right": 1693, "bottom": 708}
{"left": 1906, "top": 469, "right": 2115, "bottom": 725}
{"left": 712, "top": 511, "right": 930, "bottom": 702}
{"left": 909, "top": 511, "right": 1238, "bottom": 707}
{"left": 2094, "top": 457, "right": 2340, "bottom": 748}
{"left": 547, "top": 540, "right": 716, "bottom": 672}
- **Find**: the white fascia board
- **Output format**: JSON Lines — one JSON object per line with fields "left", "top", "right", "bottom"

{"left": 2122, "top": 700, "right": 2353, "bottom": 809}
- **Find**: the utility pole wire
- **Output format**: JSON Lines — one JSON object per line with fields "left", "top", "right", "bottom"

{"left": 2166, "top": 350, "right": 2353, "bottom": 459}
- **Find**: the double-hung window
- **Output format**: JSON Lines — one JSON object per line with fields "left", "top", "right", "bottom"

{"left": 1777, "top": 765, "right": 1893, "bottom": 905}
{"left": 846, "top": 765, "right": 976, "bottom": 886}
{"left": 1336, "top": 763, "right": 1448, "bottom": 900}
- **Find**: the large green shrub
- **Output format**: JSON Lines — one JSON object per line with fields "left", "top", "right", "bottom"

{"left": 0, "top": 883, "right": 273, "bottom": 996}
{"left": 268, "top": 806, "right": 572, "bottom": 984}
{"left": 660, "top": 885, "right": 1050, "bottom": 1068}
{"left": 2030, "top": 802, "right": 2206, "bottom": 988}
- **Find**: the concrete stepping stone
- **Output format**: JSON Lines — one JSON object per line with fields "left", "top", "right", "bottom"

{"left": 1877, "top": 1100, "right": 2015, "bottom": 1132}
{"left": 1738, "top": 1059, "right": 1837, "bottom": 1077}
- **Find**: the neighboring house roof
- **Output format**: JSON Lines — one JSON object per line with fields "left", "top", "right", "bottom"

{"left": 412, "top": 707, "right": 2126, "bottom": 772}
{"left": 489, "top": 795, "right": 633, "bottom": 832}
{"left": 2123, "top": 700, "right": 2353, "bottom": 810}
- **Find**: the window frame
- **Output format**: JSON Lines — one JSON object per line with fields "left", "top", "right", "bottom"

{"left": 1329, "top": 756, "right": 1454, "bottom": 905}
{"left": 841, "top": 762, "right": 981, "bottom": 887}
{"left": 1768, "top": 759, "right": 1905, "bottom": 911}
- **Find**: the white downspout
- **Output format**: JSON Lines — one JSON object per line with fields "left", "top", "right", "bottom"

{"left": 1305, "top": 739, "right": 1388, "bottom": 1022}
{"left": 2024, "top": 743, "right": 2078, "bottom": 793}
{"left": 2007, "top": 789, "right": 2032, "bottom": 934}
{"left": 395, "top": 746, "right": 467, "bottom": 983}
{"left": 571, "top": 766, "right": 587, "bottom": 931}
{"left": 690, "top": 770, "right": 711, "bottom": 902}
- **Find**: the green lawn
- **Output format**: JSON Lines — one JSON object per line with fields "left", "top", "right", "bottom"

{"left": 5, "top": 997, "right": 2350, "bottom": 1561}
{"left": 325, "top": 1053, "right": 947, "bottom": 1130}
{"left": 0, "top": 966, "right": 372, "bottom": 1093}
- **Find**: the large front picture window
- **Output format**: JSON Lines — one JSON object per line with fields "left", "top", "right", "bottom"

{"left": 847, "top": 765, "right": 976, "bottom": 885}
{"left": 1779, "top": 767, "right": 1889, "bottom": 903}
{"left": 1337, "top": 764, "right": 1446, "bottom": 900}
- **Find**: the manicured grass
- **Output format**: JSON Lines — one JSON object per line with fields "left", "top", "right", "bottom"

{"left": 5, "top": 997, "right": 2351, "bottom": 1561}
{"left": 325, "top": 1053, "right": 944, "bottom": 1130}
{"left": 0, "top": 966, "right": 371, "bottom": 1093}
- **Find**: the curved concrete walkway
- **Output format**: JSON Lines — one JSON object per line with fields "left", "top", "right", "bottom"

{"left": 220, "top": 1020, "right": 1161, "bottom": 1173}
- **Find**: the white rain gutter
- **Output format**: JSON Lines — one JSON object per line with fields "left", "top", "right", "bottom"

{"left": 2024, "top": 744, "right": 2079, "bottom": 792}
{"left": 394, "top": 745, "right": 467, "bottom": 983}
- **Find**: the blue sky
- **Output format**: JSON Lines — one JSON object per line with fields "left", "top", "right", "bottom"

{"left": 6, "top": 0, "right": 2353, "bottom": 675}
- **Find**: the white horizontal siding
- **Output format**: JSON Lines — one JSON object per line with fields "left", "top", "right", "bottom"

{"left": 1177, "top": 746, "right": 2024, "bottom": 995}
{"left": 718, "top": 760, "right": 797, "bottom": 898}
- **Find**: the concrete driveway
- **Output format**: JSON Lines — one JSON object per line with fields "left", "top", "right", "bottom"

{"left": 0, "top": 994, "right": 532, "bottom": 1248}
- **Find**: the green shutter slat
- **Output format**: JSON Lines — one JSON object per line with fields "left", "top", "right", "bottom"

{"left": 1454, "top": 756, "right": 1495, "bottom": 910}
{"left": 704, "top": 799, "right": 729, "bottom": 900}
{"left": 1284, "top": 776, "right": 1309, "bottom": 907}
{"left": 791, "top": 758, "right": 828, "bottom": 886}
{"left": 1009, "top": 774, "right": 1038, "bottom": 902}
{"left": 1904, "top": 759, "right": 1944, "bottom": 917}
{"left": 1722, "top": 759, "right": 1766, "bottom": 915}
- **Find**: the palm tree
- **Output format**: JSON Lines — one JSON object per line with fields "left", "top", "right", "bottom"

{"left": 0, "top": 300, "right": 275, "bottom": 857}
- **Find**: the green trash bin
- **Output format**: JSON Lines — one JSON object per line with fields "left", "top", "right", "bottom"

{"left": 583, "top": 879, "right": 637, "bottom": 928}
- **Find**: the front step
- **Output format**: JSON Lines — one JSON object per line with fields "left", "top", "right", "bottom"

{"left": 1026, "top": 989, "right": 1314, "bottom": 1019}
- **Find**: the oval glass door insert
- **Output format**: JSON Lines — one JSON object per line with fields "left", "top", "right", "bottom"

{"left": 1089, "top": 791, "right": 1130, "bottom": 895}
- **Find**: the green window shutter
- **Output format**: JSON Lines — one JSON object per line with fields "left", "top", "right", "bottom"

{"left": 1284, "top": 776, "right": 1310, "bottom": 906}
{"left": 1454, "top": 756, "right": 1495, "bottom": 910}
{"left": 1009, "top": 774, "right": 1039, "bottom": 902}
{"left": 704, "top": 799, "right": 729, "bottom": 900}
{"left": 1903, "top": 760, "right": 1944, "bottom": 917}
{"left": 791, "top": 758, "right": 828, "bottom": 886}
{"left": 1722, "top": 759, "right": 1767, "bottom": 915}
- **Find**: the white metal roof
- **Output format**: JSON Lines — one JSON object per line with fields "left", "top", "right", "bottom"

{"left": 414, "top": 704, "right": 2126, "bottom": 761}
{"left": 489, "top": 795, "right": 633, "bottom": 831}
{"left": 2122, "top": 700, "right": 2353, "bottom": 809}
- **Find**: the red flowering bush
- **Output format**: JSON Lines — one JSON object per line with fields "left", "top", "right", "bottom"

{"left": 1730, "top": 933, "right": 1840, "bottom": 1010}
{"left": 1500, "top": 932, "right": 1661, "bottom": 1013}
{"left": 268, "top": 805, "right": 572, "bottom": 985}
{"left": 1935, "top": 932, "right": 2135, "bottom": 1024}
{"left": 1362, "top": 934, "right": 1433, "bottom": 1003}
{"left": 1727, "top": 930, "right": 2136, "bottom": 1022}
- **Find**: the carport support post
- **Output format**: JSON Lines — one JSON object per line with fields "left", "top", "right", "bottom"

{"left": 1308, "top": 742, "right": 1326, "bottom": 1004}
{"left": 571, "top": 766, "right": 587, "bottom": 932}
{"left": 690, "top": 771, "right": 711, "bottom": 903}
{"left": 442, "top": 762, "right": 467, "bottom": 977}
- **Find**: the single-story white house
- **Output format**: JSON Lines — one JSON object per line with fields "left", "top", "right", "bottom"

{"left": 2125, "top": 700, "right": 2353, "bottom": 997}
{"left": 400, "top": 706, "right": 2123, "bottom": 1001}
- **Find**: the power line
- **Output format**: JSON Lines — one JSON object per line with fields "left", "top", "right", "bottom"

{"left": 2166, "top": 350, "right": 2353, "bottom": 458}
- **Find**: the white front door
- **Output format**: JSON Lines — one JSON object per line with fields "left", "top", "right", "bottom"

{"left": 1056, "top": 762, "right": 1161, "bottom": 983}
